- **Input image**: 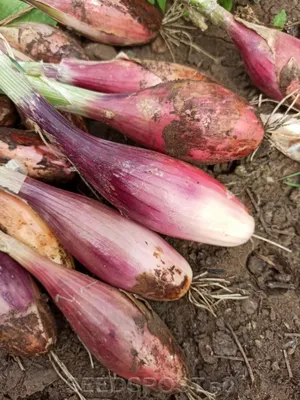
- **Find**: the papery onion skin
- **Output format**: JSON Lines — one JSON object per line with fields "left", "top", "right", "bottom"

{"left": 261, "top": 113, "right": 300, "bottom": 162}
{"left": 0, "top": 96, "right": 18, "bottom": 127}
{"left": 3, "top": 173, "right": 192, "bottom": 301}
{"left": 0, "top": 190, "right": 74, "bottom": 269}
{"left": 0, "top": 252, "right": 56, "bottom": 356}
{"left": 0, "top": 128, "right": 75, "bottom": 183}
{"left": 0, "top": 22, "right": 87, "bottom": 63}
{"left": 0, "top": 41, "right": 33, "bottom": 62}
{"left": 0, "top": 233, "right": 188, "bottom": 393}
{"left": 24, "top": 0, "right": 163, "bottom": 46}
{"left": 189, "top": 0, "right": 300, "bottom": 104}
{"left": 0, "top": 54, "right": 255, "bottom": 247}
{"left": 22, "top": 56, "right": 212, "bottom": 94}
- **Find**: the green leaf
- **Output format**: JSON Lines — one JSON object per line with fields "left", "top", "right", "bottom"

{"left": 157, "top": 0, "right": 166, "bottom": 12}
{"left": 273, "top": 9, "right": 287, "bottom": 29}
{"left": 0, "top": 0, "right": 57, "bottom": 26}
{"left": 284, "top": 181, "right": 300, "bottom": 188}
{"left": 218, "top": 0, "right": 233, "bottom": 11}
{"left": 147, "top": 0, "right": 166, "bottom": 12}
{"left": 13, "top": 8, "right": 57, "bottom": 26}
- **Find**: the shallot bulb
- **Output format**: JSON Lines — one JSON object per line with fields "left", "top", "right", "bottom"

{"left": 0, "top": 22, "right": 87, "bottom": 62}
{"left": 24, "top": 0, "right": 163, "bottom": 46}
{"left": 26, "top": 76, "right": 264, "bottom": 164}
{"left": 0, "top": 128, "right": 75, "bottom": 183}
{"left": 0, "top": 252, "right": 56, "bottom": 356}
{"left": 21, "top": 54, "right": 212, "bottom": 93}
{"left": 188, "top": 0, "right": 300, "bottom": 104}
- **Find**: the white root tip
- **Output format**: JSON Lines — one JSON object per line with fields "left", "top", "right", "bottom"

{"left": 252, "top": 234, "right": 292, "bottom": 253}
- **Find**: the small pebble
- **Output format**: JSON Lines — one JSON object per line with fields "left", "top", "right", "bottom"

{"left": 270, "top": 308, "right": 276, "bottom": 321}
{"left": 234, "top": 165, "right": 248, "bottom": 177}
{"left": 262, "top": 309, "right": 269, "bottom": 317}
{"left": 287, "top": 347, "right": 296, "bottom": 356}
{"left": 290, "top": 189, "right": 300, "bottom": 203}
{"left": 198, "top": 336, "right": 217, "bottom": 365}
{"left": 255, "top": 339, "right": 263, "bottom": 349}
{"left": 212, "top": 331, "right": 237, "bottom": 356}
{"left": 272, "top": 361, "right": 280, "bottom": 371}
{"left": 84, "top": 43, "right": 117, "bottom": 60}
{"left": 266, "top": 330, "right": 274, "bottom": 340}
{"left": 247, "top": 254, "right": 266, "bottom": 276}
{"left": 151, "top": 36, "right": 168, "bottom": 54}
{"left": 242, "top": 298, "right": 258, "bottom": 315}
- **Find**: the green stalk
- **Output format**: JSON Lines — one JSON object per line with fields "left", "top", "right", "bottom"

{"left": 27, "top": 76, "right": 83, "bottom": 109}
{"left": 184, "top": 0, "right": 233, "bottom": 28}
{"left": 0, "top": 56, "right": 34, "bottom": 106}
{"left": 19, "top": 62, "right": 45, "bottom": 76}
{"left": 26, "top": 76, "right": 102, "bottom": 117}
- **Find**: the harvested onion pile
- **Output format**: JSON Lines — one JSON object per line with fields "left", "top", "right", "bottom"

{"left": 0, "top": 0, "right": 284, "bottom": 398}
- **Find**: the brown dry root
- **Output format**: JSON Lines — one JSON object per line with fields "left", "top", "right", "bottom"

{"left": 49, "top": 351, "right": 87, "bottom": 400}
{"left": 185, "top": 381, "right": 216, "bottom": 400}
{"left": 188, "top": 272, "right": 248, "bottom": 317}
{"left": 161, "top": 0, "right": 219, "bottom": 63}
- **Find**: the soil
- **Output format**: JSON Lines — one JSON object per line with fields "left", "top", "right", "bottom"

{"left": 1, "top": 0, "right": 300, "bottom": 399}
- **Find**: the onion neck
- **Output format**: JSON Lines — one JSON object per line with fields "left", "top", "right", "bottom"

{"left": 21, "top": 62, "right": 59, "bottom": 79}
{"left": 27, "top": 76, "right": 125, "bottom": 124}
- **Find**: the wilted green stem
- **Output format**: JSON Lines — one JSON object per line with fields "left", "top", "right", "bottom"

{"left": 185, "top": 0, "right": 233, "bottom": 28}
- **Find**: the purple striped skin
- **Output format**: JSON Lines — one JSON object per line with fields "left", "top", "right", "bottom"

{"left": 16, "top": 175, "right": 192, "bottom": 301}
{"left": 58, "top": 80, "right": 264, "bottom": 165}
{"left": 11, "top": 92, "right": 254, "bottom": 247}
{"left": 26, "top": 57, "right": 211, "bottom": 93}
{"left": 9, "top": 86, "right": 255, "bottom": 246}
{"left": 40, "top": 58, "right": 162, "bottom": 93}
{"left": 0, "top": 252, "right": 56, "bottom": 356}
{"left": 229, "top": 21, "right": 300, "bottom": 104}
{"left": 3, "top": 237, "right": 189, "bottom": 393}
{"left": 24, "top": 0, "right": 163, "bottom": 46}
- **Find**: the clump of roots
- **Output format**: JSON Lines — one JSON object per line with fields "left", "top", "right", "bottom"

{"left": 188, "top": 272, "right": 248, "bottom": 317}
{"left": 160, "top": 0, "right": 220, "bottom": 63}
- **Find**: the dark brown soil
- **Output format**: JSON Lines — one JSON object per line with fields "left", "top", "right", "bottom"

{"left": 1, "top": 0, "right": 300, "bottom": 399}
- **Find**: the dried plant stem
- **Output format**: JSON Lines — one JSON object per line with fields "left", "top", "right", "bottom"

{"left": 283, "top": 349, "right": 293, "bottom": 379}
{"left": 252, "top": 234, "right": 292, "bottom": 253}
{"left": 13, "top": 356, "right": 25, "bottom": 371}
{"left": 226, "top": 323, "right": 254, "bottom": 384}
{"left": 49, "top": 351, "right": 86, "bottom": 400}
{"left": 77, "top": 335, "right": 94, "bottom": 369}
{"left": 186, "top": 380, "right": 215, "bottom": 400}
